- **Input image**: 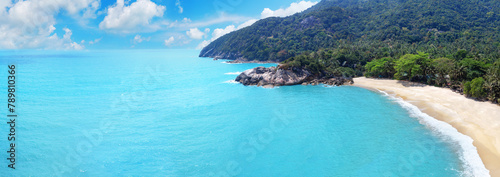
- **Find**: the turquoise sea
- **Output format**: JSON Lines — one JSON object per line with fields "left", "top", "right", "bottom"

{"left": 0, "top": 50, "right": 488, "bottom": 176}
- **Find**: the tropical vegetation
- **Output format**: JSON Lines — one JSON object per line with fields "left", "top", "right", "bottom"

{"left": 200, "top": 0, "right": 500, "bottom": 103}
{"left": 279, "top": 49, "right": 500, "bottom": 103}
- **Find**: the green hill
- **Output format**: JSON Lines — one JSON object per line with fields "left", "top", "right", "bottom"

{"left": 200, "top": 0, "right": 500, "bottom": 103}
{"left": 200, "top": 0, "right": 500, "bottom": 63}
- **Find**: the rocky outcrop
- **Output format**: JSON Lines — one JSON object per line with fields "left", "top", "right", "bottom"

{"left": 235, "top": 66, "right": 353, "bottom": 87}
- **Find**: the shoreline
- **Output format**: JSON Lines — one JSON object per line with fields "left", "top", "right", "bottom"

{"left": 353, "top": 77, "right": 500, "bottom": 177}
{"left": 227, "top": 60, "right": 278, "bottom": 64}
{"left": 211, "top": 57, "right": 279, "bottom": 64}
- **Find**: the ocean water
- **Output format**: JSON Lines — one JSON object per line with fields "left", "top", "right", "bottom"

{"left": 0, "top": 49, "right": 487, "bottom": 176}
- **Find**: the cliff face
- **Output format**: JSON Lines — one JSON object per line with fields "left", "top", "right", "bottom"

{"left": 235, "top": 66, "right": 353, "bottom": 87}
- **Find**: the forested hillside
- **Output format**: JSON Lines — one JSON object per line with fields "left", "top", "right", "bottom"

{"left": 200, "top": 0, "right": 500, "bottom": 103}
{"left": 201, "top": 0, "right": 500, "bottom": 63}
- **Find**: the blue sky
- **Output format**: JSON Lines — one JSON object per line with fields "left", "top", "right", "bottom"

{"left": 0, "top": 0, "right": 318, "bottom": 50}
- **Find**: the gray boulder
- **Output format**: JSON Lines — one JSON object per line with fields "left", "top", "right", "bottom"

{"left": 235, "top": 66, "right": 353, "bottom": 87}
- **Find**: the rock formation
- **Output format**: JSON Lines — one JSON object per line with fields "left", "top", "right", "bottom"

{"left": 235, "top": 66, "right": 353, "bottom": 87}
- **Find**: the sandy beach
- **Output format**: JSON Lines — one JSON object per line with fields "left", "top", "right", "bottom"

{"left": 353, "top": 77, "right": 500, "bottom": 177}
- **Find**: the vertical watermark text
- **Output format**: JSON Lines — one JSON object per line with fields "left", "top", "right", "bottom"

{"left": 6, "top": 65, "right": 17, "bottom": 169}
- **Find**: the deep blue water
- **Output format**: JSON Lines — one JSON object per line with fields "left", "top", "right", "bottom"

{"left": 0, "top": 49, "right": 476, "bottom": 176}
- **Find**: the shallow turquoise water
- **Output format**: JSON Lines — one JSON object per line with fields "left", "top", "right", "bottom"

{"left": 0, "top": 50, "right": 470, "bottom": 176}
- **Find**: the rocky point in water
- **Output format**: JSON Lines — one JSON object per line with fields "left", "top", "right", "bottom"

{"left": 235, "top": 66, "right": 353, "bottom": 87}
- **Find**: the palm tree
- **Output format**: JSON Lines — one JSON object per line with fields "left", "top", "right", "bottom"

{"left": 450, "top": 64, "right": 467, "bottom": 82}
{"left": 485, "top": 62, "right": 500, "bottom": 103}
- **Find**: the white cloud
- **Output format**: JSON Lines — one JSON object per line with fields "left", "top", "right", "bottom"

{"left": 196, "top": 1, "right": 317, "bottom": 49}
{"left": 196, "top": 40, "right": 211, "bottom": 50}
{"left": 171, "top": 13, "right": 251, "bottom": 30}
{"left": 164, "top": 36, "right": 175, "bottom": 46}
{"left": 88, "top": 38, "right": 102, "bottom": 45}
{"left": 63, "top": 28, "right": 84, "bottom": 50}
{"left": 182, "top": 18, "right": 191, "bottom": 23}
{"left": 99, "top": 0, "right": 166, "bottom": 33}
{"left": 175, "top": 0, "right": 183, "bottom": 14}
{"left": 211, "top": 25, "right": 236, "bottom": 41}
{"left": 0, "top": 0, "right": 97, "bottom": 49}
{"left": 237, "top": 19, "right": 258, "bottom": 29}
{"left": 0, "top": 0, "right": 11, "bottom": 15}
{"left": 82, "top": 0, "right": 100, "bottom": 19}
{"left": 186, "top": 28, "right": 206, "bottom": 39}
{"left": 69, "top": 42, "right": 84, "bottom": 50}
{"left": 196, "top": 25, "right": 235, "bottom": 49}
{"left": 196, "top": 19, "right": 256, "bottom": 49}
{"left": 63, "top": 28, "right": 73, "bottom": 40}
{"left": 133, "top": 35, "right": 151, "bottom": 44}
{"left": 261, "top": 1, "right": 318, "bottom": 19}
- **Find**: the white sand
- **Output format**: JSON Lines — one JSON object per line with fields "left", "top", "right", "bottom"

{"left": 353, "top": 77, "right": 500, "bottom": 177}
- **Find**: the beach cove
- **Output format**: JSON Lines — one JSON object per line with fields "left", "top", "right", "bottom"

{"left": 353, "top": 77, "right": 500, "bottom": 177}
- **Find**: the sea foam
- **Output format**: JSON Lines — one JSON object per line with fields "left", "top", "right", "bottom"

{"left": 223, "top": 80, "right": 239, "bottom": 84}
{"left": 224, "top": 72, "right": 242, "bottom": 75}
{"left": 377, "top": 90, "right": 490, "bottom": 177}
{"left": 221, "top": 61, "right": 243, "bottom": 64}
